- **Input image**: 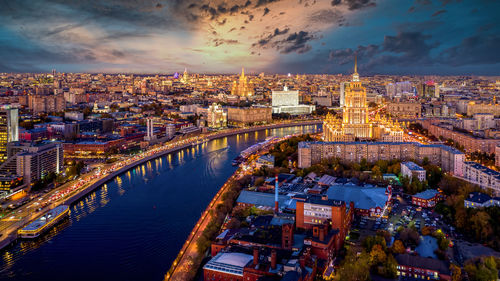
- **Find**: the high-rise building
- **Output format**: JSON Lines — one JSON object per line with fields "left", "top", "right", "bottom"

{"left": 29, "top": 95, "right": 65, "bottom": 114}
{"left": 0, "top": 107, "right": 19, "bottom": 163}
{"left": 0, "top": 141, "right": 63, "bottom": 184}
{"left": 231, "top": 68, "right": 254, "bottom": 97}
{"left": 207, "top": 103, "right": 227, "bottom": 128}
{"left": 180, "top": 68, "right": 190, "bottom": 84}
{"left": 386, "top": 81, "right": 412, "bottom": 99}
{"left": 323, "top": 57, "right": 403, "bottom": 142}
{"left": 339, "top": 82, "right": 346, "bottom": 107}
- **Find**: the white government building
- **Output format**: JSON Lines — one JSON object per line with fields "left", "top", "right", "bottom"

{"left": 271, "top": 86, "right": 315, "bottom": 115}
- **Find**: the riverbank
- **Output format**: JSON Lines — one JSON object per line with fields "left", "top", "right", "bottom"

{"left": 0, "top": 120, "right": 321, "bottom": 251}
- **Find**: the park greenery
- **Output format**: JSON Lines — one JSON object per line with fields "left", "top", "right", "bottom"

{"left": 267, "top": 134, "right": 314, "bottom": 168}
{"left": 464, "top": 256, "right": 500, "bottom": 281}
{"left": 435, "top": 175, "right": 500, "bottom": 251}
{"left": 336, "top": 232, "right": 398, "bottom": 280}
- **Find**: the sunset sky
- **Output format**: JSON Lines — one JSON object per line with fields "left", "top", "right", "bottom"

{"left": 0, "top": 0, "right": 499, "bottom": 75}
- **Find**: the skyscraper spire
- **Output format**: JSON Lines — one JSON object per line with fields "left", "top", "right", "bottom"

{"left": 352, "top": 54, "right": 360, "bottom": 82}
{"left": 354, "top": 54, "right": 357, "bottom": 74}
{"left": 241, "top": 67, "right": 245, "bottom": 77}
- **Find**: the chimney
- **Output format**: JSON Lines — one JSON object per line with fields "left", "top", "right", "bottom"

{"left": 271, "top": 250, "right": 277, "bottom": 270}
{"left": 253, "top": 247, "right": 259, "bottom": 265}
{"left": 319, "top": 226, "right": 325, "bottom": 242}
{"left": 274, "top": 174, "right": 279, "bottom": 213}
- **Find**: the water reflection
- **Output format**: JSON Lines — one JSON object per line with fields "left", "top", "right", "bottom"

{"left": 0, "top": 125, "right": 320, "bottom": 281}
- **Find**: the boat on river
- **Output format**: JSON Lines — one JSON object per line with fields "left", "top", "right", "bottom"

{"left": 18, "top": 205, "right": 70, "bottom": 239}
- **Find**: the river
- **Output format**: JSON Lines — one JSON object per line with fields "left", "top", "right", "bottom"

{"left": 0, "top": 125, "right": 320, "bottom": 281}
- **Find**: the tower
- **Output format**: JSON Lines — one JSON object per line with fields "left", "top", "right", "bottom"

{"left": 274, "top": 174, "right": 279, "bottom": 213}
{"left": 352, "top": 54, "right": 359, "bottom": 82}
{"left": 145, "top": 117, "right": 155, "bottom": 141}
{"left": 231, "top": 67, "right": 254, "bottom": 97}
{"left": 0, "top": 107, "right": 19, "bottom": 163}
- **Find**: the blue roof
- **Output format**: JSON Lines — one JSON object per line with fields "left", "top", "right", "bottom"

{"left": 413, "top": 189, "right": 439, "bottom": 200}
{"left": 326, "top": 184, "right": 389, "bottom": 210}
{"left": 465, "top": 192, "right": 492, "bottom": 204}
{"left": 402, "top": 161, "right": 425, "bottom": 171}
{"left": 236, "top": 190, "right": 290, "bottom": 209}
{"left": 415, "top": 236, "right": 438, "bottom": 259}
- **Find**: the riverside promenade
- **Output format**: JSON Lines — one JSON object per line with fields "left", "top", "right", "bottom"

{"left": 0, "top": 120, "right": 321, "bottom": 251}
{"left": 164, "top": 122, "right": 322, "bottom": 281}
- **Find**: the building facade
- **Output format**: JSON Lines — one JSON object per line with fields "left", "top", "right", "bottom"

{"left": 0, "top": 107, "right": 19, "bottom": 164}
{"left": 323, "top": 59, "right": 403, "bottom": 142}
{"left": 231, "top": 68, "right": 254, "bottom": 97}
{"left": 298, "top": 141, "right": 465, "bottom": 176}
{"left": 387, "top": 102, "right": 421, "bottom": 118}
{"left": 207, "top": 103, "right": 227, "bottom": 129}
{"left": 227, "top": 107, "right": 272, "bottom": 125}
{"left": 421, "top": 119, "right": 499, "bottom": 154}
{"left": 401, "top": 161, "right": 426, "bottom": 181}
{"left": 462, "top": 161, "right": 500, "bottom": 196}
{"left": 0, "top": 141, "right": 63, "bottom": 184}
{"left": 272, "top": 86, "right": 315, "bottom": 115}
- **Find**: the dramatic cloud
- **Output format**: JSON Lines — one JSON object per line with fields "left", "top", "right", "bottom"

{"left": 0, "top": 0, "right": 498, "bottom": 74}
{"left": 440, "top": 34, "right": 500, "bottom": 66}
{"left": 331, "top": 0, "right": 377, "bottom": 10}
{"left": 279, "top": 31, "right": 315, "bottom": 53}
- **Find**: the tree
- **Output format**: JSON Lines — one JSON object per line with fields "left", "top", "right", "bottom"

{"left": 421, "top": 226, "right": 433, "bottom": 236}
{"left": 392, "top": 240, "right": 406, "bottom": 254}
{"left": 370, "top": 244, "right": 387, "bottom": 265}
{"left": 399, "top": 228, "right": 420, "bottom": 245}
{"left": 336, "top": 249, "right": 371, "bottom": 281}
{"left": 450, "top": 264, "right": 461, "bottom": 281}
{"left": 371, "top": 165, "right": 382, "bottom": 179}
{"left": 363, "top": 235, "right": 387, "bottom": 252}
{"left": 470, "top": 211, "right": 493, "bottom": 241}
{"left": 465, "top": 257, "right": 498, "bottom": 281}
{"left": 380, "top": 254, "right": 398, "bottom": 279}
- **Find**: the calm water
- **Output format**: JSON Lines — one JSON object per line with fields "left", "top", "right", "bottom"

{"left": 0, "top": 125, "right": 319, "bottom": 281}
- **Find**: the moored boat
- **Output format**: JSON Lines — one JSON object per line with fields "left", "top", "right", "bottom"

{"left": 18, "top": 205, "right": 70, "bottom": 239}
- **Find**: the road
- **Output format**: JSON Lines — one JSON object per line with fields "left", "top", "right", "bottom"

{"left": 165, "top": 168, "right": 242, "bottom": 281}
{"left": 0, "top": 120, "right": 322, "bottom": 250}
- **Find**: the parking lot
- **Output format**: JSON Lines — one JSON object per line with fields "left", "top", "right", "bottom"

{"left": 348, "top": 193, "right": 454, "bottom": 246}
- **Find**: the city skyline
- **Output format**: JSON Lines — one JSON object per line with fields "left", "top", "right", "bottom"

{"left": 1, "top": 0, "right": 499, "bottom": 75}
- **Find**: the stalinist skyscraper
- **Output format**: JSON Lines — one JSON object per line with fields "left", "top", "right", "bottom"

{"left": 231, "top": 68, "right": 254, "bottom": 97}
{"left": 323, "top": 56, "right": 403, "bottom": 142}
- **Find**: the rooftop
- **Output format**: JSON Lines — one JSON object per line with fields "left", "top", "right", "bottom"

{"left": 326, "top": 184, "right": 388, "bottom": 210}
{"left": 465, "top": 192, "right": 493, "bottom": 204}
{"left": 395, "top": 254, "right": 450, "bottom": 275}
{"left": 402, "top": 161, "right": 425, "bottom": 171}
{"left": 236, "top": 190, "right": 293, "bottom": 210}
{"left": 203, "top": 252, "right": 253, "bottom": 276}
{"left": 413, "top": 189, "right": 439, "bottom": 200}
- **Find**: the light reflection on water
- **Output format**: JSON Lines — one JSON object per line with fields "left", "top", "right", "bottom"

{"left": 0, "top": 125, "right": 319, "bottom": 281}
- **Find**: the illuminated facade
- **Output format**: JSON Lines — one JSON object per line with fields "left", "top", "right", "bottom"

{"left": 231, "top": 68, "right": 254, "bottom": 97}
{"left": 180, "top": 68, "right": 190, "bottom": 84}
{"left": 271, "top": 86, "right": 315, "bottom": 115}
{"left": 323, "top": 58, "right": 403, "bottom": 142}
{"left": 0, "top": 107, "right": 19, "bottom": 163}
{"left": 207, "top": 103, "right": 227, "bottom": 129}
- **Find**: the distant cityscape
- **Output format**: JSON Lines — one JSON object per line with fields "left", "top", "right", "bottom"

{"left": 0, "top": 59, "right": 498, "bottom": 281}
